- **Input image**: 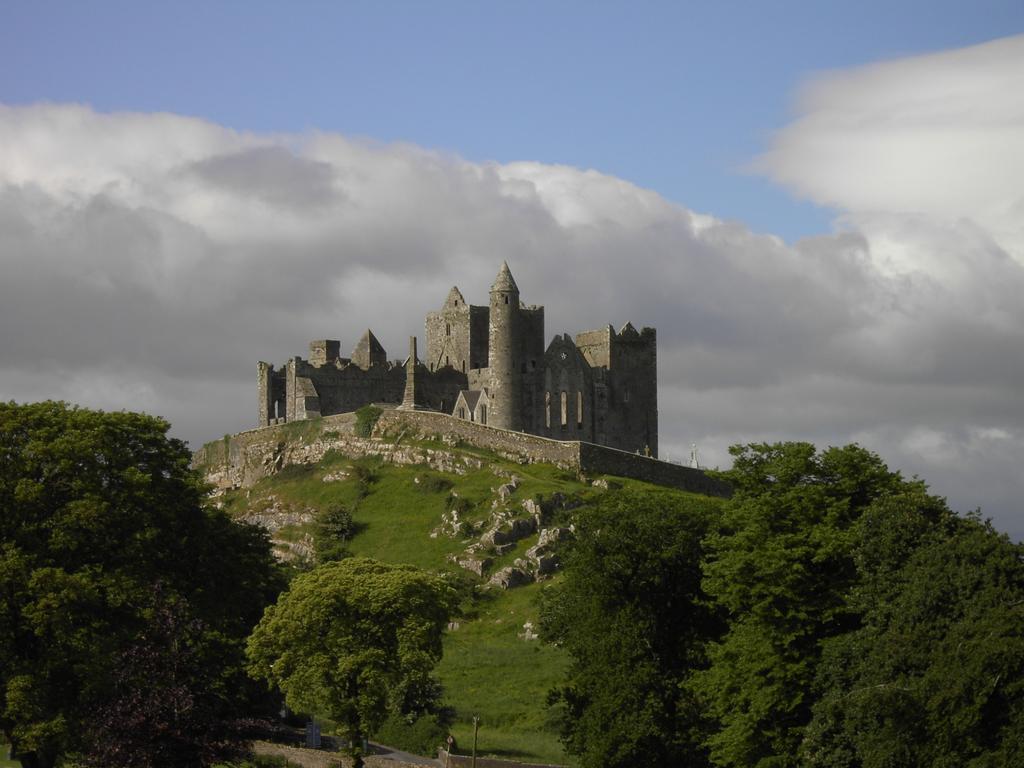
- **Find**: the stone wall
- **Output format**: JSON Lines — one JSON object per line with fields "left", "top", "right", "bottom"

{"left": 375, "top": 409, "right": 580, "bottom": 469}
{"left": 194, "top": 411, "right": 484, "bottom": 491}
{"left": 438, "top": 747, "right": 564, "bottom": 768}
{"left": 196, "top": 410, "right": 729, "bottom": 499}
{"left": 577, "top": 440, "right": 731, "bottom": 497}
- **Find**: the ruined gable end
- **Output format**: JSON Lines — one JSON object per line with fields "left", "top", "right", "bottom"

{"left": 351, "top": 329, "right": 387, "bottom": 370}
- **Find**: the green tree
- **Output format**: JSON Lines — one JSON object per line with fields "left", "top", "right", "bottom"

{"left": 246, "top": 557, "right": 458, "bottom": 768}
{"left": 692, "top": 443, "right": 906, "bottom": 768}
{"left": 804, "top": 494, "right": 1024, "bottom": 767}
{"left": 314, "top": 503, "right": 355, "bottom": 563}
{"left": 539, "top": 489, "right": 724, "bottom": 768}
{"left": 0, "top": 401, "right": 283, "bottom": 768}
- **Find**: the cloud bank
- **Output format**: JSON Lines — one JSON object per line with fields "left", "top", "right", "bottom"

{"left": 1, "top": 35, "right": 1022, "bottom": 537}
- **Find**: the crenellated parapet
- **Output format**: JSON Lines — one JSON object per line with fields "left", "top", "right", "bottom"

{"left": 256, "top": 262, "right": 659, "bottom": 455}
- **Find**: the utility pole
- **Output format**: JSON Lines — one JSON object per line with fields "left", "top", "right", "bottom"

{"left": 472, "top": 716, "right": 480, "bottom": 768}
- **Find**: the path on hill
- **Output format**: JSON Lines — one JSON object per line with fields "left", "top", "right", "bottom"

{"left": 370, "top": 741, "right": 440, "bottom": 766}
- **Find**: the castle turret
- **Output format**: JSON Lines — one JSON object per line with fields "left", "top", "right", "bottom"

{"left": 487, "top": 261, "right": 522, "bottom": 430}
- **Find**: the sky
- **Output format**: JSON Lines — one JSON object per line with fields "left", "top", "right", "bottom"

{"left": 2, "top": 2, "right": 1024, "bottom": 537}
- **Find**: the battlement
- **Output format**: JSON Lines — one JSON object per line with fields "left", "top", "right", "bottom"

{"left": 257, "top": 263, "right": 659, "bottom": 454}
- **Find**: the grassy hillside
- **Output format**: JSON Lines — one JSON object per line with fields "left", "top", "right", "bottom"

{"left": 210, "top": 436, "right": 722, "bottom": 764}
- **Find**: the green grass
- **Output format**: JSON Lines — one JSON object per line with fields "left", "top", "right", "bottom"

{"left": 0, "top": 744, "right": 19, "bottom": 767}
{"left": 439, "top": 582, "right": 573, "bottom": 764}
{"left": 219, "top": 441, "right": 721, "bottom": 765}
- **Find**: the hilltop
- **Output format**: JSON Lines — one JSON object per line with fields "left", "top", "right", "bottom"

{"left": 193, "top": 408, "right": 727, "bottom": 763}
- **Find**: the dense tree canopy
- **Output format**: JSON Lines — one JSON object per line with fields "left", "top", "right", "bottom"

{"left": 804, "top": 494, "right": 1024, "bottom": 767}
{"left": 246, "top": 556, "right": 458, "bottom": 768}
{"left": 539, "top": 489, "right": 724, "bottom": 768}
{"left": 692, "top": 443, "right": 909, "bottom": 768}
{"left": 0, "top": 401, "right": 283, "bottom": 768}
{"left": 545, "top": 442, "right": 1024, "bottom": 767}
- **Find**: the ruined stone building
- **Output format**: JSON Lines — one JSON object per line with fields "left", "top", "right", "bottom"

{"left": 258, "top": 263, "right": 658, "bottom": 455}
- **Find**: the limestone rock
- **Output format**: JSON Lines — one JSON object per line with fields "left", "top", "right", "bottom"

{"left": 480, "top": 516, "right": 536, "bottom": 548}
{"left": 518, "top": 621, "right": 539, "bottom": 641}
{"left": 488, "top": 565, "right": 533, "bottom": 590}
{"left": 457, "top": 556, "right": 492, "bottom": 577}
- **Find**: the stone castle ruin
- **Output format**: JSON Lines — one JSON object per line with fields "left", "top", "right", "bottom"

{"left": 258, "top": 262, "right": 658, "bottom": 455}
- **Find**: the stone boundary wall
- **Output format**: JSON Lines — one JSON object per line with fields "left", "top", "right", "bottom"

{"left": 577, "top": 441, "right": 732, "bottom": 498}
{"left": 194, "top": 409, "right": 730, "bottom": 498}
{"left": 375, "top": 409, "right": 580, "bottom": 469}
{"left": 438, "top": 747, "right": 562, "bottom": 768}
{"left": 377, "top": 411, "right": 730, "bottom": 498}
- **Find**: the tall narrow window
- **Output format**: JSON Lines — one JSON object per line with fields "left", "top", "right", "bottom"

{"left": 479, "top": 405, "right": 486, "bottom": 425}
{"left": 504, "top": 295, "right": 509, "bottom": 305}
{"left": 577, "top": 390, "right": 583, "bottom": 428}
{"left": 545, "top": 392, "right": 551, "bottom": 428}
{"left": 560, "top": 391, "right": 568, "bottom": 428}
{"left": 446, "top": 323, "right": 450, "bottom": 336}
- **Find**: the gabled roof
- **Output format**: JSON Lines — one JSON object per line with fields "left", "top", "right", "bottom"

{"left": 445, "top": 286, "right": 467, "bottom": 309}
{"left": 352, "top": 328, "right": 387, "bottom": 368}
{"left": 456, "top": 389, "right": 487, "bottom": 412}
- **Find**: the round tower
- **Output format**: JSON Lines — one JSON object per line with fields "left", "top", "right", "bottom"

{"left": 488, "top": 261, "right": 522, "bottom": 430}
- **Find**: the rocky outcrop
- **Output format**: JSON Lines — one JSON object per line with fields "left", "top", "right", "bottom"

{"left": 196, "top": 425, "right": 484, "bottom": 492}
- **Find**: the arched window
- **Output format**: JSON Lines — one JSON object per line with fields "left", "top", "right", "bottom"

{"left": 545, "top": 392, "right": 551, "bottom": 428}
{"left": 504, "top": 295, "right": 509, "bottom": 305}
{"left": 479, "top": 405, "right": 487, "bottom": 425}
{"left": 577, "top": 390, "right": 583, "bottom": 428}
{"left": 560, "top": 391, "right": 568, "bottom": 428}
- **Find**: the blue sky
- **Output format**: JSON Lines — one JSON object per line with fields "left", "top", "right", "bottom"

{"left": 3, "top": 3, "right": 1024, "bottom": 537}
{"left": 4, "top": 1, "right": 1022, "bottom": 239}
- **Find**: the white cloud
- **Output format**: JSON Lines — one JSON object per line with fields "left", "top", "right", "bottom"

{"left": 2, "top": 42, "right": 1023, "bottom": 544}
{"left": 755, "top": 33, "right": 1024, "bottom": 267}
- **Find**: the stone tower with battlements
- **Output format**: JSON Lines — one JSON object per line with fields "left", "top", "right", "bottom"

{"left": 258, "top": 262, "right": 658, "bottom": 455}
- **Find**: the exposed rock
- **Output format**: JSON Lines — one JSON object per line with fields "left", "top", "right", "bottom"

{"left": 432, "top": 508, "right": 470, "bottom": 539}
{"left": 457, "top": 556, "right": 493, "bottom": 577}
{"left": 521, "top": 498, "right": 542, "bottom": 519}
{"left": 480, "top": 516, "right": 536, "bottom": 548}
{"left": 591, "top": 477, "right": 622, "bottom": 490}
{"left": 237, "top": 495, "right": 316, "bottom": 534}
{"left": 518, "top": 621, "right": 539, "bottom": 641}
{"left": 488, "top": 566, "right": 533, "bottom": 590}
{"left": 321, "top": 469, "right": 350, "bottom": 483}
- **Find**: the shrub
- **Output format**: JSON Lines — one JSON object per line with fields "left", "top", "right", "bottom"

{"left": 374, "top": 711, "right": 452, "bottom": 757}
{"left": 416, "top": 474, "right": 453, "bottom": 494}
{"left": 355, "top": 405, "right": 383, "bottom": 438}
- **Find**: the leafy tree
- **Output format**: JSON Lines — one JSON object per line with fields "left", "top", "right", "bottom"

{"left": 314, "top": 503, "right": 355, "bottom": 563}
{"left": 539, "top": 489, "right": 724, "bottom": 768}
{"left": 804, "top": 494, "right": 1024, "bottom": 767}
{"left": 692, "top": 443, "right": 907, "bottom": 768}
{"left": 0, "top": 401, "right": 283, "bottom": 768}
{"left": 247, "top": 557, "right": 458, "bottom": 768}
{"left": 78, "top": 588, "right": 256, "bottom": 768}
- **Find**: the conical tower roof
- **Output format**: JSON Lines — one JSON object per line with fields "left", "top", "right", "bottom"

{"left": 490, "top": 261, "right": 519, "bottom": 293}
